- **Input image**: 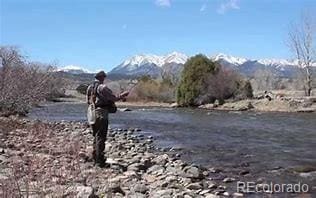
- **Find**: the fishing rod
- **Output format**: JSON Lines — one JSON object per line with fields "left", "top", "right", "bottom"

{"left": 119, "top": 69, "right": 154, "bottom": 93}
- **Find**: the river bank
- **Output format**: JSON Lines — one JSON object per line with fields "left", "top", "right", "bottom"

{"left": 0, "top": 116, "right": 244, "bottom": 198}
{"left": 62, "top": 89, "right": 316, "bottom": 113}
{"left": 199, "top": 97, "right": 316, "bottom": 113}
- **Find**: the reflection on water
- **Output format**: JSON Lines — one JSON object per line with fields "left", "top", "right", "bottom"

{"left": 30, "top": 102, "right": 316, "bottom": 192}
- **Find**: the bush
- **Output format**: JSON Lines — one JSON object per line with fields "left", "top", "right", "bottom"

{"left": 128, "top": 75, "right": 176, "bottom": 103}
{"left": 177, "top": 54, "right": 218, "bottom": 106}
{"left": 0, "top": 46, "right": 66, "bottom": 116}
{"left": 177, "top": 54, "right": 254, "bottom": 106}
{"left": 76, "top": 84, "right": 89, "bottom": 95}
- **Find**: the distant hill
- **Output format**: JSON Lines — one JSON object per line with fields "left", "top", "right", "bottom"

{"left": 56, "top": 52, "right": 316, "bottom": 83}
{"left": 108, "top": 52, "right": 315, "bottom": 79}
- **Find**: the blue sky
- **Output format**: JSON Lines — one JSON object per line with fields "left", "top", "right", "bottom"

{"left": 1, "top": 0, "right": 315, "bottom": 72}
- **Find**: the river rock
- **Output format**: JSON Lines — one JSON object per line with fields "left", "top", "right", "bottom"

{"left": 150, "top": 189, "right": 174, "bottom": 198}
{"left": 186, "top": 182, "right": 202, "bottom": 190}
{"left": 233, "top": 192, "right": 244, "bottom": 197}
{"left": 204, "top": 194, "right": 220, "bottom": 198}
{"left": 132, "top": 183, "right": 148, "bottom": 194}
{"left": 152, "top": 154, "right": 169, "bottom": 166}
{"left": 223, "top": 177, "right": 235, "bottom": 183}
{"left": 208, "top": 182, "right": 217, "bottom": 189}
{"left": 170, "top": 103, "right": 179, "bottom": 108}
{"left": 126, "top": 192, "right": 146, "bottom": 198}
{"left": 119, "top": 108, "right": 132, "bottom": 112}
{"left": 184, "top": 166, "right": 203, "bottom": 179}
{"left": 75, "top": 186, "right": 94, "bottom": 198}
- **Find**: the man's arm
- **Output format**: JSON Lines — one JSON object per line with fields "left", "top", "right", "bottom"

{"left": 99, "top": 85, "right": 128, "bottom": 102}
{"left": 86, "top": 85, "right": 92, "bottom": 104}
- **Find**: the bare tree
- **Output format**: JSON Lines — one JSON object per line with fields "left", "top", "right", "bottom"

{"left": 288, "top": 13, "right": 315, "bottom": 96}
{"left": 0, "top": 46, "right": 66, "bottom": 115}
{"left": 253, "top": 68, "right": 278, "bottom": 91}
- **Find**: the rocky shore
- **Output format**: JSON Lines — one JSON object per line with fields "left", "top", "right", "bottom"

{"left": 199, "top": 97, "right": 316, "bottom": 113}
{"left": 0, "top": 116, "right": 246, "bottom": 198}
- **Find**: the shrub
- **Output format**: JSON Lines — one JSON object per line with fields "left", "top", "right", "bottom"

{"left": 177, "top": 54, "right": 218, "bottom": 106}
{"left": 177, "top": 54, "right": 254, "bottom": 106}
{"left": 76, "top": 84, "right": 89, "bottom": 95}
{"left": 128, "top": 75, "right": 176, "bottom": 103}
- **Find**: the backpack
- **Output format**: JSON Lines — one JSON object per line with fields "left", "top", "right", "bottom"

{"left": 91, "top": 82, "right": 117, "bottom": 113}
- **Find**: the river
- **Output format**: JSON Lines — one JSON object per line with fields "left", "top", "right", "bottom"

{"left": 29, "top": 101, "right": 316, "bottom": 195}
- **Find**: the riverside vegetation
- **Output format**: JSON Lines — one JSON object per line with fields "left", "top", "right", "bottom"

{"left": 0, "top": 46, "right": 67, "bottom": 116}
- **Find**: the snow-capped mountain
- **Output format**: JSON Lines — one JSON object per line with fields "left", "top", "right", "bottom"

{"left": 110, "top": 52, "right": 308, "bottom": 79}
{"left": 210, "top": 53, "right": 247, "bottom": 65}
{"left": 56, "top": 65, "right": 93, "bottom": 74}
{"left": 58, "top": 53, "right": 314, "bottom": 80}
{"left": 109, "top": 52, "right": 188, "bottom": 78}
{"left": 209, "top": 53, "right": 310, "bottom": 77}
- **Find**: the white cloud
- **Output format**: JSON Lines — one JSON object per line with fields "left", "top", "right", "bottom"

{"left": 217, "top": 0, "right": 240, "bottom": 14}
{"left": 155, "top": 0, "right": 171, "bottom": 7}
{"left": 200, "top": 4, "right": 207, "bottom": 12}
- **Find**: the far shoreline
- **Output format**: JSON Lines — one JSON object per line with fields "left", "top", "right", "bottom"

{"left": 50, "top": 90, "right": 316, "bottom": 114}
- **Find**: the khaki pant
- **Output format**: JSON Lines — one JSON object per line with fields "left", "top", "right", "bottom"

{"left": 91, "top": 108, "right": 109, "bottom": 166}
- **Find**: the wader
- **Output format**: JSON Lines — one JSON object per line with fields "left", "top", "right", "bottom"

{"left": 91, "top": 107, "right": 109, "bottom": 167}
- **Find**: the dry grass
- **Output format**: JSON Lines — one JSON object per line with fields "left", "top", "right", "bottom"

{"left": 0, "top": 118, "right": 95, "bottom": 197}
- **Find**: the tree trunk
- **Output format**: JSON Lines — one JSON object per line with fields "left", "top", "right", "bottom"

{"left": 306, "top": 67, "right": 312, "bottom": 96}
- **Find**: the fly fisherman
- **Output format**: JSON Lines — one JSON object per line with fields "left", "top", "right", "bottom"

{"left": 86, "top": 71, "right": 129, "bottom": 167}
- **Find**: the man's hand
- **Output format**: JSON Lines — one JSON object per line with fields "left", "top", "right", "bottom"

{"left": 119, "top": 91, "right": 129, "bottom": 99}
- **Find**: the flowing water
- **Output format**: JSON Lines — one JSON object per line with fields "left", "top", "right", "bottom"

{"left": 29, "top": 102, "right": 316, "bottom": 195}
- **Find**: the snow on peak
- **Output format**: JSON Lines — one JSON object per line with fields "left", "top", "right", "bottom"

{"left": 210, "top": 53, "right": 247, "bottom": 65}
{"left": 121, "top": 52, "right": 188, "bottom": 67}
{"left": 257, "top": 59, "right": 295, "bottom": 66}
{"left": 56, "top": 65, "right": 93, "bottom": 74}
{"left": 122, "top": 54, "right": 164, "bottom": 67}
{"left": 163, "top": 51, "right": 188, "bottom": 64}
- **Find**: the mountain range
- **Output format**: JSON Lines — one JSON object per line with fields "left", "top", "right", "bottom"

{"left": 58, "top": 52, "right": 315, "bottom": 80}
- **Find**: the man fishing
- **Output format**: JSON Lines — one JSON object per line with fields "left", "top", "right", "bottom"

{"left": 86, "top": 71, "right": 129, "bottom": 167}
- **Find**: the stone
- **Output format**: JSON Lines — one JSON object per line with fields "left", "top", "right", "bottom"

{"left": 208, "top": 183, "right": 217, "bottom": 189}
{"left": 199, "top": 189, "right": 211, "bottom": 195}
{"left": 223, "top": 177, "right": 235, "bottom": 183}
{"left": 165, "top": 175, "right": 178, "bottom": 183}
{"left": 186, "top": 182, "right": 202, "bottom": 190}
{"left": 150, "top": 189, "right": 174, "bottom": 198}
{"left": 205, "top": 194, "right": 220, "bottom": 198}
{"left": 208, "top": 167, "right": 221, "bottom": 173}
{"left": 143, "top": 174, "right": 157, "bottom": 183}
{"left": 147, "top": 164, "right": 165, "bottom": 175}
{"left": 126, "top": 192, "right": 146, "bottom": 198}
{"left": 233, "top": 192, "right": 244, "bottom": 197}
{"left": 109, "top": 183, "right": 125, "bottom": 195}
{"left": 184, "top": 166, "right": 203, "bottom": 179}
{"left": 170, "top": 102, "right": 179, "bottom": 108}
{"left": 239, "top": 170, "right": 250, "bottom": 175}
{"left": 166, "top": 166, "right": 184, "bottom": 176}
{"left": 128, "top": 162, "right": 146, "bottom": 172}
{"left": 223, "top": 191, "right": 230, "bottom": 196}
{"left": 75, "top": 186, "right": 94, "bottom": 198}
{"left": 119, "top": 108, "right": 132, "bottom": 112}
{"left": 133, "top": 183, "right": 148, "bottom": 194}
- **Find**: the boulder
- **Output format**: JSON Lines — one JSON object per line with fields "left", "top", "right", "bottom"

{"left": 75, "top": 186, "right": 94, "bottom": 198}
{"left": 186, "top": 182, "right": 202, "bottom": 190}
{"left": 132, "top": 183, "right": 148, "bottom": 194}
{"left": 183, "top": 166, "right": 203, "bottom": 179}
